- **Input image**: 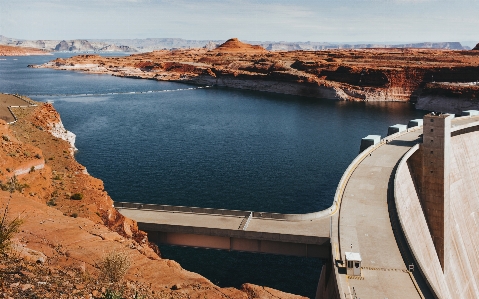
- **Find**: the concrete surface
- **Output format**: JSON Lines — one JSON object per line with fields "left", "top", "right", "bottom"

{"left": 395, "top": 115, "right": 479, "bottom": 299}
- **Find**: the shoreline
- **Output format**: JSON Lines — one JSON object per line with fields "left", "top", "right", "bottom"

{"left": 30, "top": 44, "right": 479, "bottom": 107}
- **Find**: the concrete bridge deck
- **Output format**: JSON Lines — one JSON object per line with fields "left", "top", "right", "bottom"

{"left": 116, "top": 202, "right": 331, "bottom": 258}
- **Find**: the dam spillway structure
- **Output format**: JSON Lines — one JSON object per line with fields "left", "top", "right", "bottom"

{"left": 393, "top": 112, "right": 479, "bottom": 298}
{"left": 318, "top": 112, "right": 479, "bottom": 299}
{"left": 117, "top": 111, "right": 479, "bottom": 299}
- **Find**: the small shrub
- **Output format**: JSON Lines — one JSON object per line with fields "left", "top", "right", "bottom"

{"left": 48, "top": 157, "right": 54, "bottom": 160}
{"left": 70, "top": 213, "right": 78, "bottom": 218}
{"left": 2, "top": 135, "right": 9, "bottom": 142}
{"left": 5, "top": 168, "right": 10, "bottom": 173}
{"left": 0, "top": 213, "right": 23, "bottom": 254}
{"left": 0, "top": 176, "right": 28, "bottom": 193}
{"left": 34, "top": 154, "right": 42, "bottom": 159}
{"left": 47, "top": 199, "right": 57, "bottom": 206}
{"left": 70, "top": 193, "right": 83, "bottom": 200}
{"left": 29, "top": 166, "right": 35, "bottom": 173}
{"left": 99, "top": 251, "right": 131, "bottom": 283}
{"left": 1, "top": 185, "right": 23, "bottom": 254}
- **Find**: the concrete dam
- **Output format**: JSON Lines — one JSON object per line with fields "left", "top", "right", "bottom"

{"left": 117, "top": 113, "right": 479, "bottom": 299}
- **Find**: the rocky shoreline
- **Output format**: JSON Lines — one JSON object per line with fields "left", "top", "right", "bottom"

{"left": 31, "top": 38, "right": 479, "bottom": 107}
{"left": 0, "top": 44, "right": 50, "bottom": 56}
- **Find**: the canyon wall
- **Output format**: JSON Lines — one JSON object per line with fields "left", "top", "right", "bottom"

{"left": 33, "top": 39, "right": 479, "bottom": 104}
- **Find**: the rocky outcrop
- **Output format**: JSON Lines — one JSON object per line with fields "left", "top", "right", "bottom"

{"left": 211, "top": 38, "right": 267, "bottom": 53}
{"left": 29, "top": 103, "right": 77, "bottom": 152}
{"left": 473, "top": 43, "right": 479, "bottom": 50}
{"left": 54, "top": 40, "right": 70, "bottom": 51}
{"left": 0, "top": 45, "right": 49, "bottom": 56}
{"left": 416, "top": 82, "right": 479, "bottom": 113}
{"left": 54, "top": 40, "right": 95, "bottom": 52}
{"left": 34, "top": 40, "right": 479, "bottom": 103}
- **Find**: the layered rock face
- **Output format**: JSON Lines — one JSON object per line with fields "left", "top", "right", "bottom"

{"left": 416, "top": 82, "right": 479, "bottom": 113}
{"left": 34, "top": 39, "right": 479, "bottom": 103}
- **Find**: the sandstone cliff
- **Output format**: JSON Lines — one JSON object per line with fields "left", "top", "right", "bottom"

{"left": 0, "top": 95, "right": 306, "bottom": 298}
{"left": 34, "top": 39, "right": 479, "bottom": 103}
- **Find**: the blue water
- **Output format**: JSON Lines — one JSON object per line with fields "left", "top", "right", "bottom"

{"left": 0, "top": 54, "right": 427, "bottom": 297}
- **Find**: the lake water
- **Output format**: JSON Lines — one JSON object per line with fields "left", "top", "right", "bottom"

{"left": 0, "top": 54, "right": 427, "bottom": 297}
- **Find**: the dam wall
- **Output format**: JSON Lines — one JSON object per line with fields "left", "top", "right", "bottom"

{"left": 395, "top": 128, "right": 479, "bottom": 298}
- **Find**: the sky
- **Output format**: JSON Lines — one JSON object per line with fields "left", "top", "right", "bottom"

{"left": 0, "top": 0, "right": 478, "bottom": 45}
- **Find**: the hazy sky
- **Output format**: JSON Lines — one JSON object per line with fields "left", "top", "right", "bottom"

{"left": 0, "top": 0, "right": 478, "bottom": 44}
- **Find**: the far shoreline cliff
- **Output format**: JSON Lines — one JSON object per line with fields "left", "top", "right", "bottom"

{"left": 31, "top": 38, "right": 479, "bottom": 113}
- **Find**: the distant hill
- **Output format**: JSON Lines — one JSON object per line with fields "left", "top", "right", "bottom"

{"left": 0, "top": 36, "right": 137, "bottom": 53}
{"left": 212, "top": 38, "right": 266, "bottom": 53}
{"left": 0, "top": 44, "right": 48, "bottom": 56}
{"left": 0, "top": 35, "right": 471, "bottom": 53}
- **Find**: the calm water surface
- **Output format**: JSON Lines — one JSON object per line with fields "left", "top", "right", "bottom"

{"left": 0, "top": 54, "right": 427, "bottom": 297}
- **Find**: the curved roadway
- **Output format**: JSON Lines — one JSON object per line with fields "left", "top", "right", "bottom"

{"left": 331, "top": 127, "right": 426, "bottom": 299}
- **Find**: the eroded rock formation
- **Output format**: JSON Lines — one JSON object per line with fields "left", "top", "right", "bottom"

{"left": 33, "top": 39, "right": 479, "bottom": 104}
